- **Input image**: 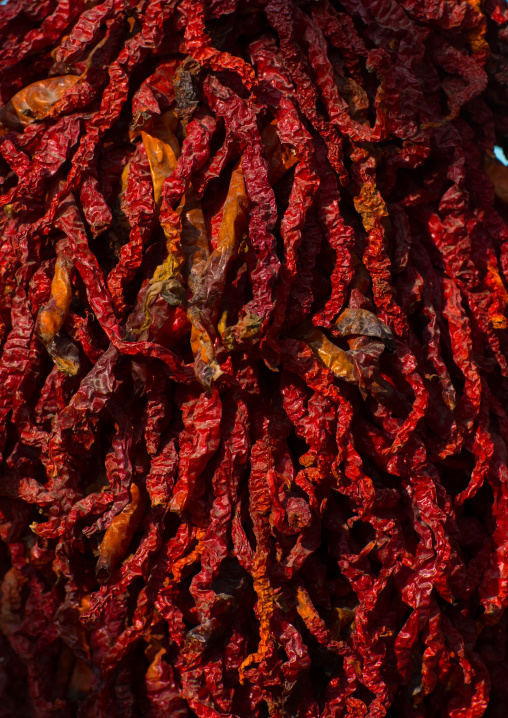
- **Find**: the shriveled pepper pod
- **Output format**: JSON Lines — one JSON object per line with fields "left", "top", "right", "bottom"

{"left": 1, "top": 0, "right": 508, "bottom": 716}
{"left": 95, "top": 482, "right": 148, "bottom": 583}
{"left": 35, "top": 243, "right": 80, "bottom": 376}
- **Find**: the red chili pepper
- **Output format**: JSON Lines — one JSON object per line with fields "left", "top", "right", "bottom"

{"left": 1, "top": 1, "right": 508, "bottom": 716}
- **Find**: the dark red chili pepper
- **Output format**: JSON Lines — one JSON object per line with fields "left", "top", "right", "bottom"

{"left": 2, "top": 1, "right": 508, "bottom": 717}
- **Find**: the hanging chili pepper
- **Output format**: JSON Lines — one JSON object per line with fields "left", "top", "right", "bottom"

{"left": 1, "top": 1, "right": 508, "bottom": 716}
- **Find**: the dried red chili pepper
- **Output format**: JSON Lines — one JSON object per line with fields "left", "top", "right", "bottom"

{"left": 2, "top": 1, "right": 508, "bottom": 716}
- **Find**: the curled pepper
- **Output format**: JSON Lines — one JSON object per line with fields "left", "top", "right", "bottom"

{"left": 294, "top": 321, "right": 356, "bottom": 382}
{"left": 0, "top": 75, "right": 80, "bottom": 129}
{"left": 35, "top": 247, "right": 79, "bottom": 376}
{"left": 96, "top": 482, "right": 148, "bottom": 583}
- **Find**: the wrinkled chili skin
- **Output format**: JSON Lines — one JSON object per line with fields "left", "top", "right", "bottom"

{"left": 2, "top": 1, "right": 508, "bottom": 717}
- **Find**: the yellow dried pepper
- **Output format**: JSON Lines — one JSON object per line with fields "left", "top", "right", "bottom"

{"left": 0, "top": 75, "right": 80, "bottom": 129}
{"left": 36, "top": 253, "right": 73, "bottom": 345}
{"left": 295, "top": 322, "right": 357, "bottom": 382}
{"left": 96, "top": 483, "right": 147, "bottom": 582}
{"left": 35, "top": 250, "right": 79, "bottom": 376}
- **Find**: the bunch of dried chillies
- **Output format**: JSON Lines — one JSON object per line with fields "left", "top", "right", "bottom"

{"left": 3, "top": 0, "right": 508, "bottom": 716}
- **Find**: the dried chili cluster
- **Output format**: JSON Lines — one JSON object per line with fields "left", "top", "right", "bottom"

{"left": 2, "top": 0, "right": 508, "bottom": 716}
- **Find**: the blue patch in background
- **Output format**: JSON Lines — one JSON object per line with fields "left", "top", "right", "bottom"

{"left": 495, "top": 146, "right": 508, "bottom": 166}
